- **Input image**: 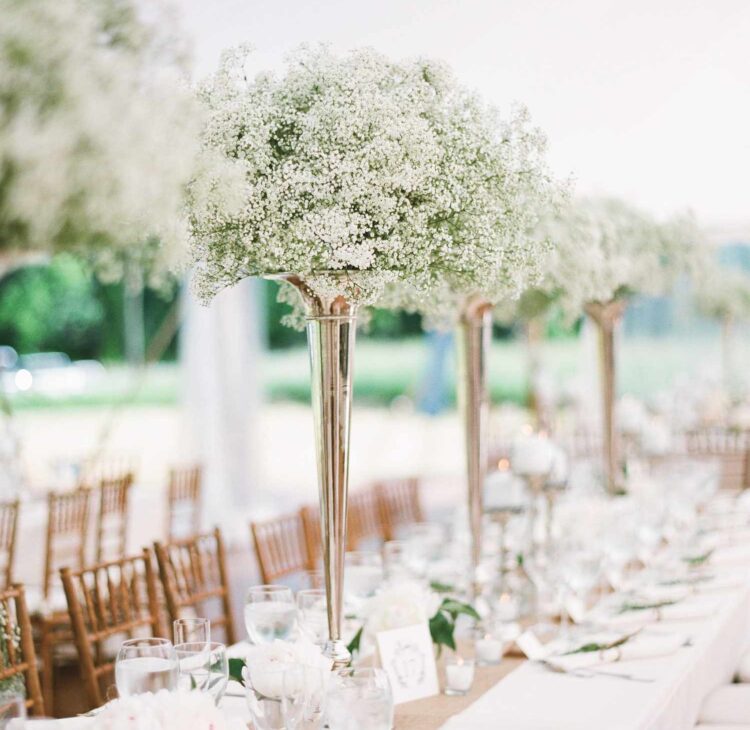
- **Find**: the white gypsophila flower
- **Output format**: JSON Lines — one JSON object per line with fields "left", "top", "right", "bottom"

{"left": 0, "top": 0, "right": 201, "bottom": 281}
{"left": 362, "top": 581, "right": 440, "bottom": 641}
{"left": 188, "top": 45, "right": 563, "bottom": 323}
{"left": 536, "top": 197, "right": 703, "bottom": 319}
{"left": 92, "top": 689, "right": 243, "bottom": 730}
{"left": 693, "top": 261, "right": 750, "bottom": 322}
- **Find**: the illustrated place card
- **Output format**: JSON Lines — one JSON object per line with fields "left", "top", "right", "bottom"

{"left": 375, "top": 623, "right": 439, "bottom": 704}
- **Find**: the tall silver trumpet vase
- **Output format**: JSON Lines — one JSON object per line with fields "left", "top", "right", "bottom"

{"left": 457, "top": 297, "right": 493, "bottom": 597}
{"left": 585, "top": 299, "right": 627, "bottom": 495}
{"left": 269, "top": 273, "right": 357, "bottom": 668}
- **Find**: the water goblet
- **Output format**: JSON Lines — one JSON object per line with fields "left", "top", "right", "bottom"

{"left": 0, "top": 690, "right": 25, "bottom": 730}
{"left": 344, "top": 552, "right": 383, "bottom": 610}
{"left": 245, "top": 585, "right": 296, "bottom": 645}
{"left": 296, "top": 589, "right": 328, "bottom": 647}
{"left": 325, "top": 668, "right": 393, "bottom": 730}
{"left": 173, "top": 617, "right": 210, "bottom": 645}
{"left": 175, "top": 642, "right": 228, "bottom": 704}
{"left": 115, "top": 638, "right": 178, "bottom": 697}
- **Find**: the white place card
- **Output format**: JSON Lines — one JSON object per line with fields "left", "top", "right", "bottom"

{"left": 375, "top": 623, "right": 439, "bottom": 704}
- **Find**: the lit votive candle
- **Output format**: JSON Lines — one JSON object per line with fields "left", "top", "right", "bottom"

{"left": 475, "top": 635, "right": 504, "bottom": 666}
{"left": 444, "top": 657, "right": 475, "bottom": 696}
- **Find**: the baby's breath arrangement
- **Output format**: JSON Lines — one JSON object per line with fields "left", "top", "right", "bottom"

{"left": 0, "top": 0, "right": 200, "bottom": 280}
{"left": 188, "top": 45, "right": 561, "bottom": 321}
{"left": 541, "top": 197, "right": 702, "bottom": 318}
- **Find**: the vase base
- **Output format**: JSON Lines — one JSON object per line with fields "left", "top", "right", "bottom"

{"left": 324, "top": 639, "right": 351, "bottom": 669}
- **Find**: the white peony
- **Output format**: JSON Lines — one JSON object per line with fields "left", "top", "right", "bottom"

{"left": 363, "top": 581, "right": 440, "bottom": 639}
{"left": 92, "top": 690, "right": 242, "bottom": 730}
{"left": 242, "top": 638, "right": 332, "bottom": 700}
{"left": 617, "top": 395, "right": 648, "bottom": 436}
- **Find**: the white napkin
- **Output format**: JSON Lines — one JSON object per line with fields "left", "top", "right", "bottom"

{"left": 544, "top": 632, "right": 685, "bottom": 672}
{"left": 699, "top": 685, "right": 750, "bottom": 725}
{"left": 589, "top": 595, "right": 719, "bottom": 628}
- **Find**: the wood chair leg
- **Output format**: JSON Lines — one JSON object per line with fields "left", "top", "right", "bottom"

{"left": 39, "top": 623, "right": 55, "bottom": 717}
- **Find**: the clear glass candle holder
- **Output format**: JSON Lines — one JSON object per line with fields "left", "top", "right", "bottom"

{"left": 443, "top": 657, "right": 475, "bottom": 696}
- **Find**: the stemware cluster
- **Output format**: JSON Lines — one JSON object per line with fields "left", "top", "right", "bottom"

{"left": 113, "top": 617, "right": 229, "bottom": 705}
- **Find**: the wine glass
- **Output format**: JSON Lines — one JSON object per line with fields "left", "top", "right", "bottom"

{"left": 244, "top": 585, "right": 296, "bottom": 645}
{"left": 115, "top": 638, "right": 177, "bottom": 697}
{"left": 0, "top": 690, "right": 25, "bottom": 730}
{"left": 173, "top": 617, "right": 210, "bottom": 645}
{"left": 174, "top": 642, "right": 229, "bottom": 704}
{"left": 326, "top": 668, "right": 393, "bottom": 730}
{"left": 281, "top": 664, "right": 329, "bottom": 730}
{"left": 344, "top": 552, "right": 383, "bottom": 610}
{"left": 382, "top": 541, "right": 413, "bottom": 582}
{"left": 296, "top": 589, "right": 328, "bottom": 647}
{"left": 245, "top": 666, "right": 287, "bottom": 730}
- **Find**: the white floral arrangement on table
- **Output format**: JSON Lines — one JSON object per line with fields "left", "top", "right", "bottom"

{"left": 693, "top": 262, "right": 750, "bottom": 322}
{"left": 229, "top": 637, "right": 333, "bottom": 699}
{"left": 187, "top": 44, "right": 561, "bottom": 325}
{"left": 347, "top": 580, "right": 479, "bottom": 657}
{"left": 92, "top": 690, "right": 245, "bottom": 730}
{"left": 0, "top": 0, "right": 200, "bottom": 281}
{"left": 537, "top": 196, "right": 703, "bottom": 318}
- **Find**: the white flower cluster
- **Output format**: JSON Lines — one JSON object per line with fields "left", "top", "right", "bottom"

{"left": 540, "top": 197, "right": 702, "bottom": 318}
{"left": 0, "top": 0, "right": 201, "bottom": 280}
{"left": 188, "top": 45, "right": 561, "bottom": 320}
{"left": 242, "top": 637, "right": 333, "bottom": 699}
{"left": 694, "top": 262, "right": 750, "bottom": 321}
{"left": 92, "top": 689, "right": 244, "bottom": 730}
{"left": 362, "top": 580, "right": 440, "bottom": 640}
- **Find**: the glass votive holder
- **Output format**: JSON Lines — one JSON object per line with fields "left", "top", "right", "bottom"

{"left": 443, "top": 657, "right": 475, "bottom": 696}
{"left": 474, "top": 629, "right": 505, "bottom": 666}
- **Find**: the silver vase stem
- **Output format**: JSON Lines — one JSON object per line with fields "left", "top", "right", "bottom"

{"left": 457, "top": 297, "right": 492, "bottom": 596}
{"left": 585, "top": 300, "right": 627, "bottom": 495}
{"left": 270, "top": 273, "right": 357, "bottom": 668}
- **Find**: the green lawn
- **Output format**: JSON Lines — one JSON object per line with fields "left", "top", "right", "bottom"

{"left": 4, "top": 332, "right": 726, "bottom": 410}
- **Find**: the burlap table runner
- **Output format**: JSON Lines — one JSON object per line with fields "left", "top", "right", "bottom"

{"left": 393, "top": 650, "right": 524, "bottom": 730}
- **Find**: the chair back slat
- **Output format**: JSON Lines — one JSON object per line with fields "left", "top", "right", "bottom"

{"left": 154, "top": 528, "right": 236, "bottom": 646}
{"left": 61, "top": 549, "right": 164, "bottom": 710}
{"left": 251, "top": 513, "right": 312, "bottom": 584}
{"left": 96, "top": 474, "right": 133, "bottom": 563}
{"left": 0, "top": 585, "right": 45, "bottom": 715}
{"left": 45, "top": 489, "right": 91, "bottom": 599}
{"left": 166, "top": 466, "right": 202, "bottom": 540}
{"left": 686, "top": 428, "right": 750, "bottom": 489}
{"left": 377, "top": 478, "right": 422, "bottom": 540}
{"left": 347, "top": 489, "right": 386, "bottom": 549}
{"left": 0, "top": 500, "right": 19, "bottom": 588}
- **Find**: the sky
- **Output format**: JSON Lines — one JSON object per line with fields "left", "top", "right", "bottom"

{"left": 175, "top": 0, "right": 750, "bottom": 232}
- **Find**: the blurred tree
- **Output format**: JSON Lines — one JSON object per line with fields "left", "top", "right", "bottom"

{"left": 0, "top": 255, "right": 103, "bottom": 357}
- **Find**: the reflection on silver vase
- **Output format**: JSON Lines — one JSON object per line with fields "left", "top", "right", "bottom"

{"left": 269, "top": 273, "right": 358, "bottom": 668}
{"left": 457, "top": 296, "right": 492, "bottom": 596}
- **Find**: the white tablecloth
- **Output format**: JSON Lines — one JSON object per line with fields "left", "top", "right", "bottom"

{"left": 441, "top": 579, "right": 750, "bottom": 730}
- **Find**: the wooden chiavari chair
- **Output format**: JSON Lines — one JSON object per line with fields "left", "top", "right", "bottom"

{"left": 377, "top": 478, "right": 423, "bottom": 541}
{"left": 76, "top": 454, "right": 136, "bottom": 490}
{"left": 251, "top": 512, "right": 314, "bottom": 585}
{"left": 347, "top": 489, "right": 386, "bottom": 549}
{"left": 154, "top": 527, "right": 236, "bottom": 645}
{"left": 37, "top": 487, "right": 92, "bottom": 715}
{"left": 299, "top": 505, "right": 321, "bottom": 571}
{"left": 685, "top": 427, "right": 750, "bottom": 490}
{"left": 0, "top": 500, "right": 19, "bottom": 589}
{"left": 61, "top": 549, "right": 165, "bottom": 710}
{"left": 0, "top": 585, "right": 45, "bottom": 716}
{"left": 166, "top": 465, "right": 202, "bottom": 540}
{"left": 95, "top": 473, "right": 133, "bottom": 563}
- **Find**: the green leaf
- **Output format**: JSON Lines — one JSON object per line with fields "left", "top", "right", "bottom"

{"left": 429, "top": 580, "right": 456, "bottom": 594}
{"left": 440, "top": 598, "right": 481, "bottom": 622}
{"left": 228, "top": 658, "right": 246, "bottom": 685}
{"left": 347, "top": 626, "right": 363, "bottom": 656}
{"left": 429, "top": 611, "right": 456, "bottom": 652}
{"left": 189, "top": 674, "right": 197, "bottom": 690}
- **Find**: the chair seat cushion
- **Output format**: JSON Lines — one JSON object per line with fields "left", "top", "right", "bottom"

{"left": 699, "top": 685, "right": 750, "bottom": 725}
